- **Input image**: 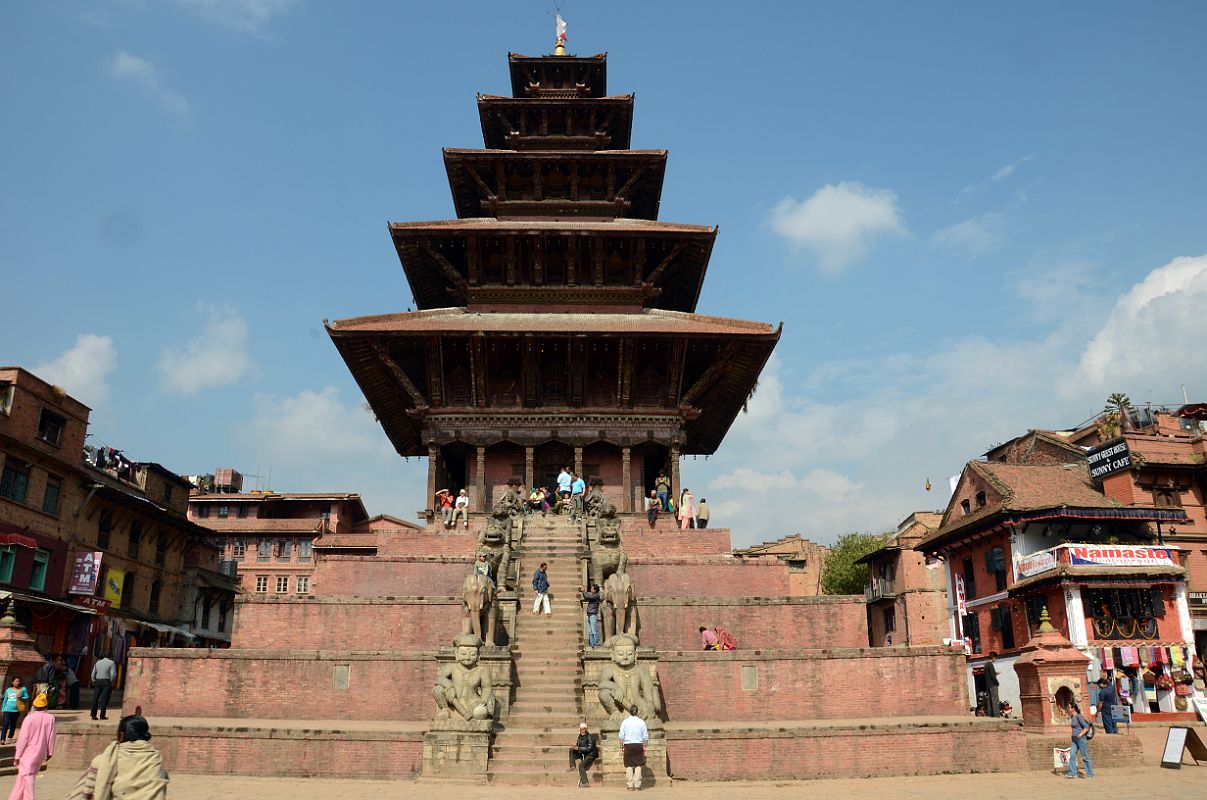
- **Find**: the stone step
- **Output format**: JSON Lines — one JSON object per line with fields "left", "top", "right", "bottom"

{"left": 506, "top": 713, "right": 583, "bottom": 725}
{"left": 486, "top": 769, "right": 602, "bottom": 786}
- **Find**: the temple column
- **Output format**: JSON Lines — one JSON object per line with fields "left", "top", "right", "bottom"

{"left": 574, "top": 446, "right": 583, "bottom": 478}
{"left": 475, "top": 446, "right": 487, "bottom": 512}
{"left": 621, "top": 446, "right": 632, "bottom": 513}
{"left": 426, "top": 444, "right": 439, "bottom": 518}
{"left": 524, "top": 447, "right": 534, "bottom": 491}
{"left": 669, "top": 445, "right": 681, "bottom": 511}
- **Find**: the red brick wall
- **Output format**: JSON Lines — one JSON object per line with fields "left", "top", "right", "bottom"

{"left": 622, "top": 527, "right": 732, "bottom": 555}
{"left": 232, "top": 597, "right": 462, "bottom": 649}
{"left": 637, "top": 597, "right": 867, "bottom": 650}
{"left": 124, "top": 649, "right": 439, "bottom": 721}
{"left": 51, "top": 723, "right": 423, "bottom": 779}
{"left": 314, "top": 556, "right": 474, "bottom": 597}
{"left": 376, "top": 528, "right": 479, "bottom": 557}
{"left": 666, "top": 721, "right": 1026, "bottom": 780}
{"left": 658, "top": 648, "right": 970, "bottom": 720}
{"left": 627, "top": 558, "right": 791, "bottom": 597}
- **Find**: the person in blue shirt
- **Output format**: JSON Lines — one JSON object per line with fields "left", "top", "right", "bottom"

{"left": 1, "top": 677, "right": 29, "bottom": 744}
{"left": 1095, "top": 676, "right": 1118, "bottom": 734}
{"left": 570, "top": 473, "right": 586, "bottom": 521}
{"left": 1065, "top": 701, "right": 1094, "bottom": 778}
{"left": 532, "top": 562, "right": 551, "bottom": 615}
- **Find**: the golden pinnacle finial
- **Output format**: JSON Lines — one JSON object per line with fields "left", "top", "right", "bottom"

{"left": 553, "top": 39, "right": 566, "bottom": 56}
{"left": 1037, "top": 605, "right": 1056, "bottom": 634}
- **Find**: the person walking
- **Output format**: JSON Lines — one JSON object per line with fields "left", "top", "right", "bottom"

{"left": 678, "top": 489, "right": 695, "bottom": 530}
{"left": 64, "top": 714, "right": 169, "bottom": 800}
{"left": 1, "top": 677, "right": 28, "bottom": 744}
{"left": 1095, "top": 676, "right": 1118, "bottom": 734}
{"left": 645, "top": 491, "right": 661, "bottom": 528}
{"left": 91, "top": 653, "right": 117, "bottom": 720}
{"left": 1065, "top": 701, "right": 1094, "bottom": 779}
{"left": 618, "top": 704, "right": 649, "bottom": 791}
{"left": 568, "top": 722, "right": 598, "bottom": 788}
{"left": 695, "top": 498, "right": 710, "bottom": 529}
{"left": 9, "top": 693, "right": 55, "bottom": 800}
{"left": 570, "top": 473, "right": 586, "bottom": 521}
{"left": 532, "top": 562, "right": 551, "bottom": 615}
{"left": 582, "top": 584, "right": 602, "bottom": 648}
{"left": 654, "top": 472, "right": 670, "bottom": 512}
{"left": 450, "top": 489, "right": 470, "bottom": 529}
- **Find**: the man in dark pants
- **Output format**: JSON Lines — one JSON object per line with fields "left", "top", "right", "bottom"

{"left": 1096, "top": 675, "right": 1118, "bottom": 733}
{"left": 568, "top": 722, "right": 598, "bottom": 787}
{"left": 91, "top": 652, "right": 117, "bottom": 720}
{"left": 984, "top": 651, "right": 1000, "bottom": 717}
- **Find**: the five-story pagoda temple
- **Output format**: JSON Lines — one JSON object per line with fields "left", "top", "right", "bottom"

{"left": 327, "top": 47, "right": 780, "bottom": 520}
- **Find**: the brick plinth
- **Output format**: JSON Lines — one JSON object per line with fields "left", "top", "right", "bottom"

{"left": 665, "top": 718, "right": 1027, "bottom": 780}
{"left": 49, "top": 720, "right": 424, "bottom": 778}
{"left": 233, "top": 596, "right": 464, "bottom": 649}
{"left": 627, "top": 559, "right": 802, "bottom": 598}
{"left": 1024, "top": 731, "right": 1143, "bottom": 771}
{"left": 636, "top": 597, "right": 867, "bottom": 650}
{"left": 314, "top": 556, "right": 475, "bottom": 598}
{"left": 658, "top": 648, "right": 970, "bottom": 721}
{"left": 621, "top": 527, "right": 732, "bottom": 556}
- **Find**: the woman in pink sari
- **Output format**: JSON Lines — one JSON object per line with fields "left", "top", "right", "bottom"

{"left": 678, "top": 489, "right": 695, "bottom": 529}
{"left": 9, "top": 693, "right": 55, "bottom": 800}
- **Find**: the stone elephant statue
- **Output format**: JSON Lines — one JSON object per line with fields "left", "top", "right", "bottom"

{"left": 602, "top": 571, "right": 637, "bottom": 642}
{"left": 462, "top": 573, "right": 499, "bottom": 646}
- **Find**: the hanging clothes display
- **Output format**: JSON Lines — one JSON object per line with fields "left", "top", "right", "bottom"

{"left": 1121, "top": 646, "right": 1139, "bottom": 666}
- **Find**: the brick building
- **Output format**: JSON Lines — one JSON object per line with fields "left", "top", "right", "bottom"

{"left": 730, "top": 534, "right": 828, "bottom": 595}
{"left": 917, "top": 459, "right": 1194, "bottom": 716}
{"left": 1, "top": 367, "right": 216, "bottom": 687}
{"left": 859, "top": 512, "right": 948, "bottom": 647}
{"left": 189, "top": 487, "right": 374, "bottom": 597}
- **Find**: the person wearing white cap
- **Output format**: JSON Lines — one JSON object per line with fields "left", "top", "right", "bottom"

{"left": 568, "top": 722, "right": 598, "bottom": 788}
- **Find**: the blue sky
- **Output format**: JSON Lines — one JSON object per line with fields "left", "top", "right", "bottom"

{"left": 4, "top": 1, "right": 1207, "bottom": 546}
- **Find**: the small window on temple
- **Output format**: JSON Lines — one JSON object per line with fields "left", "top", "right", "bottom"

{"left": 1152, "top": 485, "right": 1182, "bottom": 508}
{"left": 975, "top": 491, "right": 986, "bottom": 509}
{"left": 961, "top": 499, "right": 972, "bottom": 515}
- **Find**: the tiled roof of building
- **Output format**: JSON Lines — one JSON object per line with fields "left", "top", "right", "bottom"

{"left": 327, "top": 308, "right": 778, "bottom": 336}
{"left": 1009, "top": 563, "right": 1186, "bottom": 594}
{"left": 388, "top": 218, "right": 715, "bottom": 235}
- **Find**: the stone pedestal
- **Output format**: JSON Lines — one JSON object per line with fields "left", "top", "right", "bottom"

{"left": 421, "top": 718, "right": 493, "bottom": 780}
{"left": 0, "top": 606, "right": 46, "bottom": 688}
{"left": 598, "top": 724, "right": 668, "bottom": 786}
{"left": 1013, "top": 610, "right": 1091, "bottom": 734}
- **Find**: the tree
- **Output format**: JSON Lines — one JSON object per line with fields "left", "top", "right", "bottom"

{"left": 1098, "top": 392, "right": 1135, "bottom": 438}
{"left": 820, "top": 532, "right": 890, "bottom": 595}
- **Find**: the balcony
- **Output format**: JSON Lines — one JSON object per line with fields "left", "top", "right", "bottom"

{"left": 865, "top": 576, "right": 899, "bottom": 602}
{"left": 1016, "top": 542, "right": 1180, "bottom": 580}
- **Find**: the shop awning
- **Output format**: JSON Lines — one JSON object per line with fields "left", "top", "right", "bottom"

{"left": 1, "top": 590, "right": 98, "bottom": 615}
{"left": 0, "top": 523, "right": 40, "bottom": 549}
{"left": 133, "top": 620, "right": 195, "bottom": 639}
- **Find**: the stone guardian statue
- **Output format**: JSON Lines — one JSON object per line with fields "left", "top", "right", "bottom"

{"left": 597, "top": 633, "right": 660, "bottom": 723}
{"left": 432, "top": 633, "right": 496, "bottom": 722}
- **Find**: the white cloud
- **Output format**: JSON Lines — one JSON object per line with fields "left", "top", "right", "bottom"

{"left": 174, "top": 0, "right": 295, "bottom": 35}
{"left": 991, "top": 154, "right": 1036, "bottom": 183}
{"left": 33, "top": 334, "right": 118, "bottom": 409}
{"left": 156, "top": 305, "right": 255, "bottom": 395}
{"left": 932, "top": 212, "right": 1007, "bottom": 257}
{"left": 108, "top": 51, "right": 190, "bottom": 117}
{"left": 769, "top": 182, "right": 907, "bottom": 275}
{"left": 1079, "top": 255, "right": 1207, "bottom": 388}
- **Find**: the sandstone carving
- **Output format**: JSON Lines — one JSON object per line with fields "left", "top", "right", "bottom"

{"left": 583, "top": 482, "right": 607, "bottom": 520}
{"left": 484, "top": 481, "right": 525, "bottom": 549}
{"left": 590, "top": 500, "right": 627, "bottom": 588}
{"left": 433, "top": 633, "right": 496, "bottom": 722}
{"left": 476, "top": 522, "right": 512, "bottom": 590}
{"left": 461, "top": 573, "right": 499, "bottom": 646}
{"left": 597, "top": 633, "right": 660, "bottom": 723}
{"left": 602, "top": 571, "right": 637, "bottom": 642}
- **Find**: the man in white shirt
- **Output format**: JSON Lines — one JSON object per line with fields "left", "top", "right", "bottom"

{"left": 617, "top": 704, "right": 649, "bottom": 791}
{"left": 90, "top": 654, "right": 117, "bottom": 720}
{"left": 557, "top": 466, "right": 572, "bottom": 501}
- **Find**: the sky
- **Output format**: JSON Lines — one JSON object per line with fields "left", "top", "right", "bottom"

{"left": 4, "top": 1, "right": 1207, "bottom": 548}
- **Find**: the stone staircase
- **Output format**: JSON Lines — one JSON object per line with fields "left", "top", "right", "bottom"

{"left": 488, "top": 515, "right": 598, "bottom": 786}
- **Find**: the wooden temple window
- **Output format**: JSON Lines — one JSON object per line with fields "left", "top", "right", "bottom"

{"left": 488, "top": 340, "right": 523, "bottom": 407}
{"left": 443, "top": 338, "right": 472, "bottom": 406}
{"left": 545, "top": 163, "right": 570, "bottom": 198}
{"left": 634, "top": 341, "right": 669, "bottom": 407}
{"left": 545, "top": 237, "right": 567, "bottom": 284}
{"left": 606, "top": 244, "right": 629, "bottom": 285}
{"left": 540, "top": 340, "right": 569, "bottom": 404}
{"left": 586, "top": 341, "right": 619, "bottom": 406}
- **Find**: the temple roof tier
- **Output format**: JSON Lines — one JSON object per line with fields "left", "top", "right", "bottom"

{"left": 478, "top": 95, "right": 634, "bottom": 150}
{"left": 508, "top": 52, "right": 608, "bottom": 98}
{"left": 390, "top": 218, "right": 716, "bottom": 313}
{"left": 443, "top": 148, "right": 667, "bottom": 220}
{"left": 326, "top": 309, "right": 780, "bottom": 457}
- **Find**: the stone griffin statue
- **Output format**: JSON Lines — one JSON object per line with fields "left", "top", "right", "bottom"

{"left": 602, "top": 571, "right": 637, "bottom": 641}
{"left": 432, "top": 633, "right": 496, "bottom": 723}
{"left": 476, "top": 517, "right": 512, "bottom": 591}
{"left": 597, "top": 633, "right": 660, "bottom": 724}
{"left": 583, "top": 479, "right": 607, "bottom": 521}
{"left": 589, "top": 498, "right": 627, "bottom": 589}
{"left": 483, "top": 478, "right": 525, "bottom": 550}
{"left": 461, "top": 572, "right": 499, "bottom": 646}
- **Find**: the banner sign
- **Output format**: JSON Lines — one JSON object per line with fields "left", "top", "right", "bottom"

{"left": 1067, "top": 546, "right": 1176, "bottom": 568}
{"left": 69, "top": 551, "right": 103, "bottom": 596}
{"left": 103, "top": 568, "right": 125, "bottom": 605}
{"left": 955, "top": 574, "right": 967, "bottom": 617}
{"left": 73, "top": 596, "right": 111, "bottom": 614}
{"left": 1018, "top": 550, "right": 1057, "bottom": 578}
{"left": 1087, "top": 440, "right": 1132, "bottom": 480}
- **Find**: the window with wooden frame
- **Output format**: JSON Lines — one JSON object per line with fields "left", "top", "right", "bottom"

{"left": 41, "top": 475, "right": 62, "bottom": 516}
{"left": 0, "top": 459, "right": 30, "bottom": 503}
{"left": 36, "top": 408, "right": 65, "bottom": 446}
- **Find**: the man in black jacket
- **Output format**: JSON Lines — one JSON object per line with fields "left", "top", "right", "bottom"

{"left": 568, "top": 722, "right": 598, "bottom": 787}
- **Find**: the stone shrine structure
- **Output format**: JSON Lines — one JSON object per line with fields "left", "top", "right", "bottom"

{"left": 45, "top": 43, "right": 1035, "bottom": 786}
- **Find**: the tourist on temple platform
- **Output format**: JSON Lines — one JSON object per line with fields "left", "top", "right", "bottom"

{"left": 1065, "top": 702, "right": 1094, "bottom": 779}
{"left": 544, "top": 485, "right": 558, "bottom": 514}
{"left": 527, "top": 486, "right": 545, "bottom": 516}
{"left": 571, "top": 472, "right": 586, "bottom": 521}
{"left": 654, "top": 472, "right": 670, "bottom": 511}
{"left": 619, "top": 704, "right": 648, "bottom": 791}
{"left": 436, "top": 489, "right": 454, "bottom": 527}
{"left": 713, "top": 626, "right": 737, "bottom": 651}
{"left": 65, "top": 714, "right": 169, "bottom": 800}
{"left": 568, "top": 722, "right": 598, "bottom": 787}
{"left": 33, "top": 655, "right": 68, "bottom": 710}
{"left": 558, "top": 466, "right": 573, "bottom": 500}
{"left": 1, "top": 677, "right": 28, "bottom": 744}
{"left": 695, "top": 498, "right": 710, "bottom": 528}
{"left": 450, "top": 489, "right": 470, "bottom": 529}
{"left": 678, "top": 488, "right": 695, "bottom": 529}
{"left": 91, "top": 652, "right": 117, "bottom": 720}
{"left": 474, "top": 554, "right": 495, "bottom": 588}
{"left": 699, "top": 626, "right": 718, "bottom": 651}
{"left": 645, "top": 491, "right": 661, "bottom": 527}
{"left": 10, "top": 692, "right": 55, "bottom": 800}
{"left": 532, "top": 562, "right": 551, "bottom": 615}
{"left": 1095, "top": 676, "right": 1118, "bottom": 734}
{"left": 582, "top": 584, "right": 602, "bottom": 648}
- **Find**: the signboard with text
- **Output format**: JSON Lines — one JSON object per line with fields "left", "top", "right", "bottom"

{"left": 1067, "top": 545, "right": 1176, "bottom": 568}
{"left": 1018, "top": 550, "right": 1057, "bottom": 578}
{"left": 73, "top": 596, "right": 111, "bottom": 614}
{"left": 1086, "top": 439, "right": 1132, "bottom": 480}
{"left": 69, "top": 551, "right": 103, "bottom": 596}
{"left": 103, "top": 568, "right": 124, "bottom": 606}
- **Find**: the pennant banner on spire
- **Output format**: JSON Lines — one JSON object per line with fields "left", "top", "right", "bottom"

{"left": 555, "top": 13, "right": 568, "bottom": 43}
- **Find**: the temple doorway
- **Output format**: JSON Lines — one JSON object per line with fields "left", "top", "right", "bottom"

{"left": 534, "top": 442, "right": 573, "bottom": 492}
